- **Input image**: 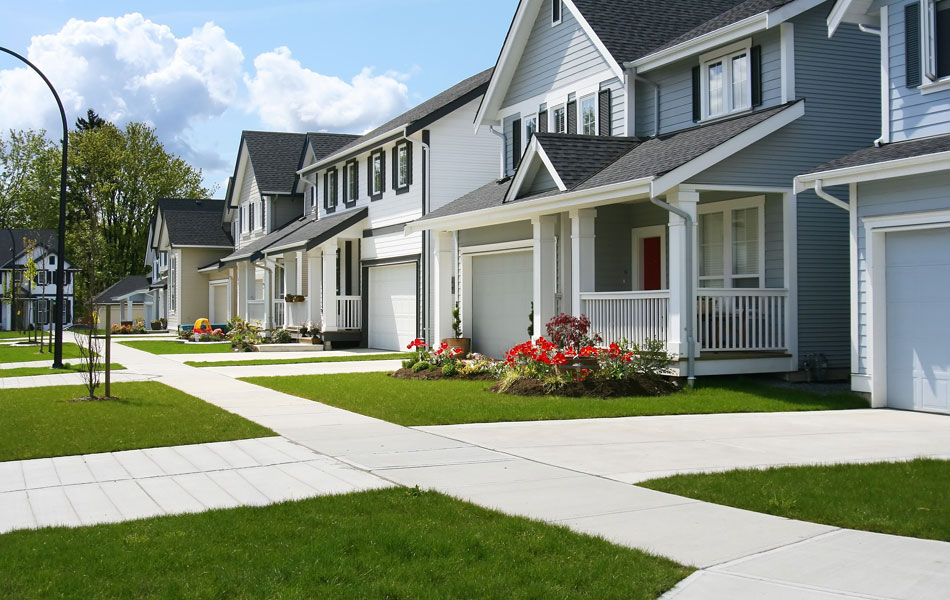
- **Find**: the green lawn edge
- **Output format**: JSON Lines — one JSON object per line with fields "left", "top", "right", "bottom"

{"left": 0, "top": 487, "right": 691, "bottom": 599}
{"left": 186, "top": 352, "right": 412, "bottom": 367}
{"left": 638, "top": 459, "right": 950, "bottom": 542}
{"left": 0, "top": 381, "right": 275, "bottom": 461}
{"left": 0, "top": 363, "right": 126, "bottom": 378}
{"left": 240, "top": 373, "right": 868, "bottom": 426}
{"left": 119, "top": 340, "right": 234, "bottom": 355}
{"left": 0, "top": 342, "right": 84, "bottom": 363}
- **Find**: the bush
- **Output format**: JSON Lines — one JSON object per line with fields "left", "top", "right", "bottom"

{"left": 227, "top": 316, "right": 262, "bottom": 352}
{"left": 272, "top": 329, "right": 294, "bottom": 344}
{"left": 545, "top": 313, "right": 603, "bottom": 351}
{"left": 412, "top": 361, "right": 431, "bottom": 373}
{"left": 628, "top": 338, "right": 674, "bottom": 380}
{"left": 402, "top": 357, "right": 418, "bottom": 369}
{"left": 441, "top": 362, "right": 459, "bottom": 377}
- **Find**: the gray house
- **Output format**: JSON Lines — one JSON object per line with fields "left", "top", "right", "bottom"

{"left": 796, "top": 0, "right": 950, "bottom": 413}
{"left": 408, "top": 0, "right": 881, "bottom": 378}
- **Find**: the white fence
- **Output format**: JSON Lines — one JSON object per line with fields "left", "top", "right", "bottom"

{"left": 580, "top": 291, "right": 669, "bottom": 346}
{"left": 247, "top": 300, "right": 264, "bottom": 324}
{"left": 337, "top": 296, "right": 361, "bottom": 330}
{"left": 696, "top": 289, "right": 788, "bottom": 351}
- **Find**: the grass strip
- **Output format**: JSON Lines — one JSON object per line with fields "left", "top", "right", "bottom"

{"left": 241, "top": 373, "right": 868, "bottom": 426}
{"left": 0, "top": 363, "right": 126, "bottom": 378}
{"left": 0, "top": 487, "right": 690, "bottom": 599}
{"left": 119, "top": 340, "right": 234, "bottom": 355}
{"left": 0, "top": 381, "right": 274, "bottom": 461}
{"left": 0, "top": 342, "right": 84, "bottom": 363}
{"left": 639, "top": 459, "right": 950, "bottom": 542}
{"left": 185, "top": 352, "right": 412, "bottom": 367}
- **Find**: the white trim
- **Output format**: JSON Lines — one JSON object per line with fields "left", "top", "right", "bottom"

{"left": 766, "top": 0, "right": 829, "bottom": 27}
{"left": 827, "top": 0, "right": 856, "bottom": 37}
{"left": 699, "top": 39, "right": 751, "bottom": 64}
{"left": 506, "top": 137, "right": 568, "bottom": 202}
{"left": 780, "top": 23, "right": 796, "bottom": 103}
{"left": 633, "top": 14, "right": 769, "bottom": 73}
{"left": 862, "top": 208, "right": 950, "bottom": 228}
{"left": 631, "top": 225, "right": 668, "bottom": 290}
{"left": 551, "top": 0, "right": 563, "bottom": 26}
{"left": 795, "top": 150, "right": 950, "bottom": 192}
{"left": 497, "top": 71, "right": 613, "bottom": 128}
{"left": 879, "top": 7, "right": 890, "bottom": 143}
{"left": 561, "top": 0, "right": 624, "bottom": 81}
{"left": 700, "top": 39, "right": 753, "bottom": 121}
{"left": 849, "top": 183, "right": 860, "bottom": 377}
{"left": 680, "top": 183, "right": 792, "bottom": 194}
{"left": 459, "top": 240, "right": 533, "bottom": 256}
{"left": 697, "top": 195, "right": 767, "bottom": 288}
{"left": 535, "top": 144, "right": 567, "bottom": 191}
{"left": 783, "top": 190, "right": 799, "bottom": 366}
{"left": 653, "top": 100, "right": 806, "bottom": 196}
{"left": 851, "top": 373, "right": 872, "bottom": 393}
{"left": 919, "top": 78, "right": 950, "bottom": 94}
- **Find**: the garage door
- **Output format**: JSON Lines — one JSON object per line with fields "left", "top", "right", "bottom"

{"left": 885, "top": 228, "right": 950, "bottom": 414}
{"left": 471, "top": 250, "right": 533, "bottom": 359}
{"left": 368, "top": 263, "right": 417, "bottom": 351}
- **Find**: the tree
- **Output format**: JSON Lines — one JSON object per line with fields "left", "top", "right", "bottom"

{"left": 0, "top": 130, "right": 60, "bottom": 230}
{"left": 75, "top": 109, "right": 105, "bottom": 132}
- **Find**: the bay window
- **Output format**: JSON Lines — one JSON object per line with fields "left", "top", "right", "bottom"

{"left": 698, "top": 197, "right": 765, "bottom": 289}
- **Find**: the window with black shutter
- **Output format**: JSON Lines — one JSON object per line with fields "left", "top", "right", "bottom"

{"left": 907, "top": 2, "right": 922, "bottom": 87}
{"left": 692, "top": 66, "right": 701, "bottom": 122}
{"left": 369, "top": 150, "right": 385, "bottom": 200}
{"left": 598, "top": 89, "right": 612, "bottom": 136}
{"left": 394, "top": 141, "right": 412, "bottom": 194}
{"left": 538, "top": 109, "right": 548, "bottom": 132}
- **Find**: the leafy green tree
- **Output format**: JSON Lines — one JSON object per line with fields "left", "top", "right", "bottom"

{"left": 0, "top": 130, "right": 60, "bottom": 230}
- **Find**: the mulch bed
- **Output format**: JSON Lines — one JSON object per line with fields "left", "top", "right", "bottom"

{"left": 391, "top": 368, "right": 677, "bottom": 398}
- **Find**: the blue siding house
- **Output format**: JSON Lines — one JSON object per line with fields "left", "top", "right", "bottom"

{"left": 796, "top": 0, "right": 950, "bottom": 413}
{"left": 408, "top": 0, "right": 881, "bottom": 379}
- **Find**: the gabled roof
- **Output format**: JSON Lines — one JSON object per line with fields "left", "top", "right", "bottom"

{"left": 306, "top": 133, "right": 361, "bottom": 163}
{"left": 304, "top": 68, "right": 494, "bottom": 173}
{"left": 531, "top": 133, "right": 640, "bottom": 190}
{"left": 263, "top": 208, "right": 368, "bottom": 255}
{"left": 0, "top": 229, "right": 58, "bottom": 268}
{"left": 241, "top": 131, "right": 309, "bottom": 195}
{"left": 157, "top": 199, "right": 232, "bottom": 248}
{"left": 419, "top": 101, "right": 803, "bottom": 225}
{"left": 94, "top": 275, "right": 150, "bottom": 305}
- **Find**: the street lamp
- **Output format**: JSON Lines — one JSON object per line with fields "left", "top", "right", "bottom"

{"left": 1, "top": 46, "right": 68, "bottom": 368}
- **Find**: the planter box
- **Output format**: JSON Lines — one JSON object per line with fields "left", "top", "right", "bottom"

{"left": 299, "top": 336, "right": 323, "bottom": 345}
{"left": 442, "top": 338, "right": 472, "bottom": 359}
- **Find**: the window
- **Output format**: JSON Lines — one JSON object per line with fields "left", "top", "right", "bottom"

{"left": 344, "top": 160, "right": 359, "bottom": 203}
{"left": 37, "top": 299, "right": 49, "bottom": 325}
{"left": 49, "top": 255, "right": 55, "bottom": 266}
{"left": 580, "top": 95, "right": 596, "bottom": 135}
{"left": 701, "top": 41, "right": 752, "bottom": 120}
{"left": 552, "top": 0, "right": 562, "bottom": 25}
{"left": 310, "top": 185, "right": 318, "bottom": 212}
{"left": 169, "top": 255, "right": 177, "bottom": 313}
{"left": 260, "top": 197, "right": 267, "bottom": 230}
{"left": 370, "top": 151, "right": 385, "bottom": 199}
{"left": 62, "top": 298, "right": 72, "bottom": 323}
{"left": 160, "top": 251, "right": 167, "bottom": 268}
{"left": 324, "top": 169, "right": 339, "bottom": 210}
{"left": 698, "top": 197, "right": 764, "bottom": 288}
{"left": 524, "top": 115, "right": 537, "bottom": 145}
{"left": 248, "top": 203, "right": 255, "bottom": 233}
{"left": 924, "top": 0, "right": 950, "bottom": 80}
{"left": 395, "top": 141, "right": 412, "bottom": 191}
{"left": 552, "top": 105, "right": 566, "bottom": 133}
{"left": 36, "top": 270, "right": 47, "bottom": 286}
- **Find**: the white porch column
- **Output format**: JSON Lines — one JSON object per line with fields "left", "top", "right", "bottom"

{"left": 432, "top": 230, "right": 454, "bottom": 343}
{"left": 261, "top": 265, "right": 272, "bottom": 330}
{"left": 236, "top": 262, "right": 248, "bottom": 318}
{"left": 666, "top": 188, "right": 699, "bottom": 358}
{"left": 570, "top": 208, "right": 597, "bottom": 318}
{"left": 308, "top": 250, "right": 322, "bottom": 326}
{"left": 321, "top": 240, "right": 338, "bottom": 332}
{"left": 126, "top": 297, "right": 133, "bottom": 322}
{"left": 532, "top": 215, "right": 558, "bottom": 338}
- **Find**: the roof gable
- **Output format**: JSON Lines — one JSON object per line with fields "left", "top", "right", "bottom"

{"left": 241, "top": 131, "right": 308, "bottom": 195}
{"left": 159, "top": 199, "right": 232, "bottom": 248}
{"left": 0, "top": 229, "right": 58, "bottom": 268}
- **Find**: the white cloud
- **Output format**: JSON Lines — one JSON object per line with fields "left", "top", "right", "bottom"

{"left": 244, "top": 47, "right": 410, "bottom": 133}
{"left": 0, "top": 14, "right": 243, "bottom": 158}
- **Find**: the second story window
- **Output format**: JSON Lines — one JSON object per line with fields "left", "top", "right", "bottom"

{"left": 552, "top": 0, "right": 562, "bottom": 25}
{"left": 394, "top": 141, "right": 412, "bottom": 193}
{"left": 581, "top": 95, "right": 596, "bottom": 135}
{"left": 701, "top": 41, "right": 751, "bottom": 120}
{"left": 324, "top": 169, "right": 339, "bottom": 210}
{"left": 924, "top": 0, "right": 950, "bottom": 80}
{"left": 248, "top": 203, "right": 256, "bottom": 232}
{"left": 345, "top": 160, "right": 359, "bottom": 204}
{"left": 552, "top": 105, "right": 566, "bottom": 133}
{"left": 370, "top": 151, "right": 385, "bottom": 200}
{"left": 524, "top": 115, "right": 537, "bottom": 146}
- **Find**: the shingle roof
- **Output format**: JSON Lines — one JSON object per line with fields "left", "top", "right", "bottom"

{"left": 264, "top": 208, "right": 369, "bottom": 254}
{"left": 319, "top": 68, "right": 494, "bottom": 163}
{"left": 533, "top": 134, "right": 640, "bottom": 189}
{"left": 422, "top": 102, "right": 798, "bottom": 221}
{"left": 219, "top": 218, "right": 310, "bottom": 264}
{"left": 94, "top": 275, "right": 150, "bottom": 304}
{"left": 242, "top": 131, "right": 308, "bottom": 194}
{"left": 306, "top": 133, "right": 361, "bottom": 162}
{"left": 802, "top": 133, "right": 950, "bottom": 175}
{"left": 158, "top": 199, "right": 232, "bottom": 248}
{"left": 0, "top": 229, "right": 58, "bottom": 268}
{"left": 572, "top": 0, "right": 793, "bottom": 65}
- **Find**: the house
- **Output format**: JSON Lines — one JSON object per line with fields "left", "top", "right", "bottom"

{"left": 406, "top": 0, "right": 881, "bottom": 378}
{"left": 204, "top": 130, "right": 360, "bottom": 334}
{"left": 794, "top": 0, "right": 950, "bottom": 413}
{"left": 143, "top": 198, "right": 234, "bottom": 330}
{"left": 215, "top": 69, "right": 499, "bottom": 351}
{"left": 0, "top": 229, "right": 75, "bottom": 331}
{"left": 94, "top": 275, "right": 150, "bottom": 329}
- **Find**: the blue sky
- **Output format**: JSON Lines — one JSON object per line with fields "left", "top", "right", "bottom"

{"left": 0, "top": 0, "right": 513, "bottom": 193}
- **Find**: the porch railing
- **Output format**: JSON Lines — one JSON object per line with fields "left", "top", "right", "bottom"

{"left": 247, "top": 300, "right": 264, "bottom": 324}
{"left": 336, "top": 295, "right": 361, "bottom": 330}
{"left": 273, "top": 301, "right": 285, "bottom": 329}
{"left": 696, "top": 289, "right": 788, "bottom": 351}
{"left": 581, "top": 291, "right": 669, "bottom": 346}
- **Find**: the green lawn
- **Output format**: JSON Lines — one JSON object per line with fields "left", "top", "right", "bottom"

{"left": 0, "top": 381, "right": 274, "bottom": 461}
{"left": 0, "top": 488, "right": 690, "bottom": 599}
{"left": 0, "top": 363, "right": 126, "bottom": 378}
{"left": 119, "top": 340, "right": 235, "bottom": 355}
{"left": 639, "top": 459, "right": 950, "bottom": 542}
{"left": 186, "top": 352, "right": 412, "bottom": 368}
{"left": 241, "top": 373, "right": 868, "bottom": 426}
{"left": 0, "top": 331, "right": 33, "bottom": 339}
{"left": 0, "top": 342, "right": 84, "bottom": 363}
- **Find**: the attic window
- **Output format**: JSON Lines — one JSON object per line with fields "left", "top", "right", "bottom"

{"left": 552, "top": 0, "right": 562, "bottom": 25}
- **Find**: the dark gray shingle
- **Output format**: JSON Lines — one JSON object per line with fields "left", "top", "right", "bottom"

{"left": 306, "top": 133, "right": 361, "bottom": 162}
{"left": 95, "top": 275, "right": 150, "bottom": 304}
{"left": 159, "top": 199, "right": 232, "bottom": 248}
{"left": 533, "top": 134, "right": 639, "bottom": 190}
{"left": 802, "top": 133, "right": 950, "bottom": 175}
{"left": 242, "top": 131, "right": 308, "bottom": 194}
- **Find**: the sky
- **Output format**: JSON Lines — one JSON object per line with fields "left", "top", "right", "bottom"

{"left": 0, "top": 0, "right": 514, "bottom": 194}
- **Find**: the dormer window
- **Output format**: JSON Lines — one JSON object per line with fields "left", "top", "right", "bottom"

{"left": 552, "top": 0, "right": 562, "bottom": 25}
{"left": 581, "top": 95, "right": 597, "bottom": 135}
{"left": 700, "top": 40, "right": 752, "bottom": 120}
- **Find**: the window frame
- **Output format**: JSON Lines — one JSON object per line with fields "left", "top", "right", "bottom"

{"left": 370, "top": 150, "right": 386, "bottom": 200}
{"left": 395, "top": 141, "right": 412, "bottom": 193}
{"left": 523, "top": 114, "right": 537, "bottom": 150}
{"left": 552, "top": 0, "right": 563, "bottom": 25}
{"left": 324, "top": 168, "right": 339, "bottom": 211}
{"left": 922, "top": 0, "right": 950, "bottom": 86}
{"left": 551, "top": 104, "right": 566, "bottom": 133}
{"left": 697, "top": 196, "right": 766, "bottom": 289}
{"left": 699, "top": 39, "right": 753, "bottom": 121}
{"left": 580, "top": 94, "right": 597, "bottom": 135}
{"left": 344, "top": 159, "right": 360, "bottom": 204}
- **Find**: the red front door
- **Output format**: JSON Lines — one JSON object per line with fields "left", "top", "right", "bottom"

{"left": 642, "top": 237, "right": 662, "bottom": 290}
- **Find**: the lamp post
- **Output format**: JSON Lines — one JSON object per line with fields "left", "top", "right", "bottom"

{"left": 1, "top": 46, "right": 68, "bottom": 368}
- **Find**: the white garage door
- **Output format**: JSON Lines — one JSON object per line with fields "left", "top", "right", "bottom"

{"left": 471, "top": 250, "right": 533, "bottom": 359}
{"left": 368, "top": 263, "right": 417, "bottom": 351}
{"left": 885, "top": 228, "right": 950, "bottom": 414}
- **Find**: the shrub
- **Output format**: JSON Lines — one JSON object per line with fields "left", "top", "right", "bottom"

{"left": 459, "top": 354, "right": 504, "bottom": 377}
{"left": 150, "top": 320, "right": 163, "bottom": 330}
{"left": 272, "top": 329, "right": 294, "bottom": 344}
{"left": 412, "top": 361, "right": 431, "bottom": 373}
{"left": 442, "top": 362, "right": 459, "bottom": 377}
{"left": 628, "top": 338, "right": 674, "bottom": 380}
{"left": 402, "top": 357, "right": 418, "bottom": 369}
{"left": 227, "top": 316, "right": 262, "bottom": 352}
{"left": 545, "top": 313, "right": 603, "bottom": 351}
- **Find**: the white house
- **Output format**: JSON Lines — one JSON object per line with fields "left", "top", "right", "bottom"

{"left": 0, "top": 229, "right": 75, "bottom": 331}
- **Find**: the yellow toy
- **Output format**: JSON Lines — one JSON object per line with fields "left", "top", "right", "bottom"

{"left": 194, "top": 318, "right": 212, "bottom": 334}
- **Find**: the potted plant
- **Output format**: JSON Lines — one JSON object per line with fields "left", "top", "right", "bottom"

{"left": 441, "top": 301, "right": 471, "bottom": 358}
{"left": 299, "top": 321, "right": 322, "bottom": 344}
{"left": 284, "top": 294, "right": 295, "bottom": 303}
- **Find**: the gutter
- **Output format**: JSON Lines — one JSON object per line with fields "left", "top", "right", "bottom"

{"left": 624, "top": 64, "right": 660, "bottom": 138}
{"left": 489, "top": 126, "right": 508, "bottom": 179}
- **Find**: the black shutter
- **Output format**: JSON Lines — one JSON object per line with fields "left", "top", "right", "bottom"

{"left": 538, "top": 110, "right": 548, "bottom": 133}
{"left": 939, "top": 4, "right": 950, "bottom": 77}
{"left": 567, "top": 100, "right": 577, "bottom": 133}
{"left": 512, "top": 118, "right": 522, "bottom": 168}
{"left": 381, "top": 150, "right": 387, "bottom": 193}
{"left": 407, "top": 142, "right": 413, "bottom": 185}
{"left": 691, "top": 65, "right": 702, "bottom": 122}
{"left": 906, "top": 2, "right": 921, "bottom": 88}
{"left": 366, "top": 156, "right": 373, "bottom": 197}
{"left": 353, "top": 161, "right": 359, "bottom": 202}
{"left": 751, "top": 45, "right": 763, "bottom": 106}
{"left": 598, "top": 89, "right": 612, "bottom": 136}
{"left": 392, "top": 146, "right": 398, "bottom": 189}
{"left": 323, "top": 173, "right": 328, "bottom": 209}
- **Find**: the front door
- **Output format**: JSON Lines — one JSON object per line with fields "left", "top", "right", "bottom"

{"left": 642, "top": 237, "right": 662, "bottom": 291}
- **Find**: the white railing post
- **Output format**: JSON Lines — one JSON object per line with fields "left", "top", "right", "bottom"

{"left": 580, "top": 291, "right": 670, "bottom": 347}
{"left": 322, "top": 239, "right": 338, "bottom": 332}
{"left": 695, "top": 289, "right": 789, "bottom": 351}
{"left": 570, "top": 208, "right": 596, "bottom": 318}
{"left": 666, "top": 188, "right": 699, "bottom": 358}
{"left": 532, "top": 215, "right": 558, "bottom": 338}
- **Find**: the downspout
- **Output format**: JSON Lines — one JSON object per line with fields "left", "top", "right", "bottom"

{"left": 813, "top": 179, "right": 850, "bottom": 211}
{"left": 420, "top": 133, "right": 432, "bottom": 342}
{"left": 649, "top": 194, "right": 696, "bottom": 387}
{"left": 854, "top": 24, "right": 887, "bottom": 146}
{"left": 624, "top": 63, "right": 660, "bottom": 137}
{"left": 489, "top": 126, "right": 508, "bottom": 178}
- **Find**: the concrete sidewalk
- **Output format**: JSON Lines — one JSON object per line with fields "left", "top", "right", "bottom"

{"left": 5, "top": 341, "right": 948, "bottom": 599}
{"left": 0, "top": 371, "right": 156, "bottom": 389}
